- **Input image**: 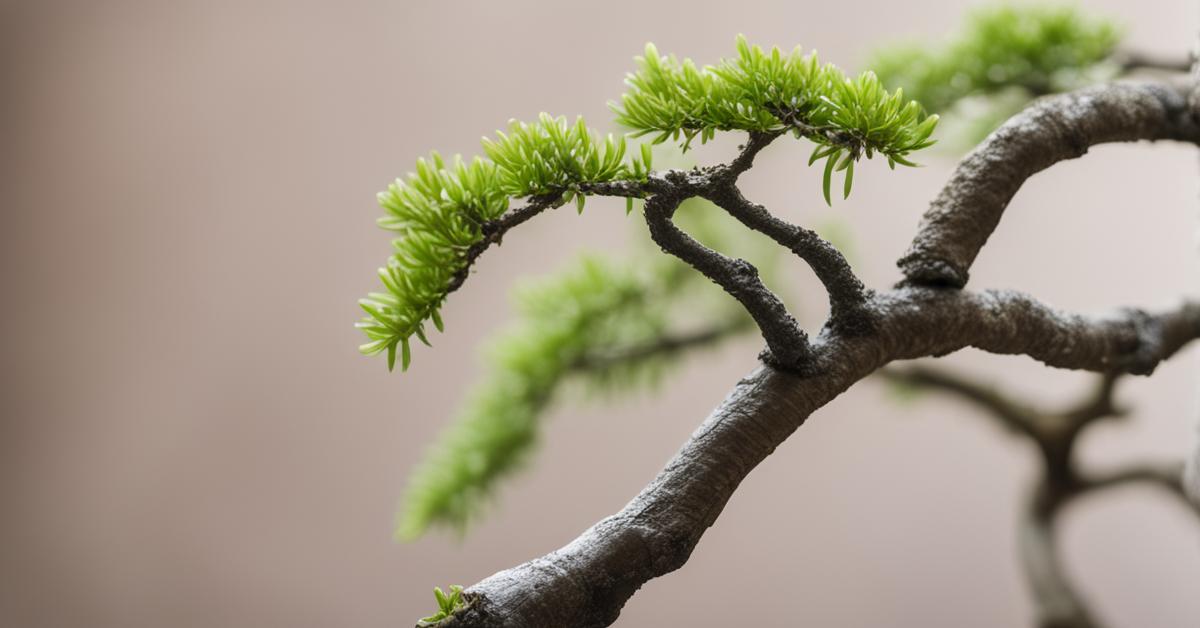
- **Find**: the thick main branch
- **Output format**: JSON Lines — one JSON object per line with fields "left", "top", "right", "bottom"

{"left": 441, "top": 291, "right": 1200, "bottom": 627}
{"left": 429, "top": 79, "right": 1200, "bottom": 628}
{"left": 899, "top": 81, "right": 1200, "bottom": 288}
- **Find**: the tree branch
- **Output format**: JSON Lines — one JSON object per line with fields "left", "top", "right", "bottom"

{"left": 568, "top": 319, "right": 750, "bottom": 373}
{"left": 702, "top": 183, "right": 874, "bottom": 334}
{"left": 426, "top": 79, "right": 1200, "bottom": 628}
{"left": 899, "top": 81, "right": 1200, "bottom": 288}
{"left": 447, "top": 195, "right": 567, "bottom": 294}
{"left": 1113, "top": 49, "right": 1194, "bottom": 74}
{"left": 881, "top": 362, "right": 1196, "bottom": 628}
{"left": 446, "top": 182, "right": 650, "bottom": 295}
{"left": 722, "top": 129, "right": 785, "bottom": 178}
{"left": 1021, "top": 461, "right": 1200, "bottom": 628}
{"left": 1019, "top": 491, "right": 1102, "bottom": 628}
{"left": 438, "top": 291, "right": 1200, "bottom": 627}
{"left": 642, "top": 190, "right": 814, "bottom": 370}
{"left": 877, "top": 365, "right": 1042, "bottom": 439}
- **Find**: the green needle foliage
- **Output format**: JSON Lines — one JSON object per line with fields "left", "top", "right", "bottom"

{"left": 396, "top": 254, "right": 675, "bottom": 539}
{"left": 364, "top": 36, "right": 940, "bottom": 535}
{"left": 359, "top": 37, "right": 940, "bottom": 373}
{"left": 869, "top": 4, "right": 1120, "bottom": 115}
{"left": 417, "top": 585, "right": 465, "bottom": 626}
{"left": 612, "top": 35, "right": 938, "bottom": 203}
{"left": 357, "top": 115, "right": 651, "bottom": 372}
{"left": 397, "top": 193, "right": 776, "bottom": 539}
{"left": 482, "top": 114, "right": 651, "bottom": 202}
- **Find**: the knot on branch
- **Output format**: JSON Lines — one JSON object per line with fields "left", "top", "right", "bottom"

{"left": 897, "top": 81, "right": 1200, "bottom": 291}
{"left": 895, "top": 255, "right": 969, "bottom": 289}
{"left": 1119, "top": 307, "right": 1164, "bottom": 375}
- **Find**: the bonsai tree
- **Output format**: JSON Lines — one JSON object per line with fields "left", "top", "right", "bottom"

{"left": 356, "top": 5, "right": 1200, "bottom": 627}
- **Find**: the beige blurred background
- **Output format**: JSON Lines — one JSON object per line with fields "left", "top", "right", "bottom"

{"left": 4, "top": 1, "right": 1200, "bottom": 626}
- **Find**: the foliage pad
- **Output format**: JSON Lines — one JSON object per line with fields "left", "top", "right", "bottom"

{"left": 612, "top": 36, "right": 938, "bottom": 202}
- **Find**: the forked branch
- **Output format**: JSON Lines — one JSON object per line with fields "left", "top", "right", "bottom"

{"left": 443, "top": 290, "right": 1200, "bottom": 627}
{"left": 428, "top": 79, "right": 1200, "bottom": 627}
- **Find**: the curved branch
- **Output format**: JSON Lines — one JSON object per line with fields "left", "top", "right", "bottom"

{"left": 1019, "top": 491, "right": 1102, "bottom": 628}
{"left": 446, "top": 180, "right": 653, "bottom": 295}
{"left": 642, "top": 191, "right": 813, "bottom": 369}
{"left": 723, "top": 129, "right": 785, "bottom": 177}
{"left": 881, "top": 360, "right": 1196, "bottom": 628}
{"left": 447, "top": 195, "right": 567, "bottom": 294}
{"left": 702, "top": 183, "right": 874, "bottom": 334}
{"left": 569, "top": 319, "right": 750, "bottom": 373}
{"left": 899, "top": 81, "right": 1200, "bottom": 288}
{"left": 1113, "top": 49, "right": 1194, "bottom": 74}
{"left": 877, "top": 365, "right": 1042, "bottom": 439}
{"left": 437, "top": 291, "right": 1200, "bottom": 627}
{"left": 861, "top": 291, "right": 1200, "bottom": 375}
{"left": 424, "top": 79, "right": 1200, "bottom": 628}
{"left": 1020, "top": 462, "right": 1200, "bottom": 628}
{"left": 1078, "top": 463, "right": 1196, "bottom": 508}
{"left": 881, "top": 366, "right": 1129, "bottom": 473}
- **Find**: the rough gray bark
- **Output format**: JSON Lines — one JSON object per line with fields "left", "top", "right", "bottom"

{"left": 444, "top": 293, "right": 1200, "bottom": 628}
{"left": 432, "top": 80, "right": 1200, "bottom": 627}
{"left": 898, "top": 81, "right": 1200, "bottom": 288}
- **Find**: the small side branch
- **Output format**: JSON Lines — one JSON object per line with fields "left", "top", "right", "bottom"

{"left": 569, "top": 319, "right": 750, "bottom": 373}
{"left": 422, "top": 78, "right": 1200, "bottom": 628}
{"left": 442, "top": 291, "right": 1200, "bottom": 627}
{"left": 446, "top": 182, "right": 650, "bottom": 295}
{"left": 1113, "top": 49, "right": 1194, "bottom": 74}
{"left": 447, "top": 195, "right": 566, "bottom": 294}
{"left": 703, "top": 183, "right": 874, "bottom": 334}
{"left": 1022, "top": 462, "right": 1200, "bottom": 628}
{"left": 642, "top": 192, "right": 813, "bottom": 369}
{"left": 877, "top": 366, "right": 1041, "bottom": 439}
{"left": 723, "top": 129, "right": 785, "bottom": 177}
{"left": 898, "top": 81, "right": 1200, "bottom": 288}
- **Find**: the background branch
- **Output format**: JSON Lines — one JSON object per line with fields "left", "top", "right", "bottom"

{"left": 1113, "top": 49, "right": 1194, "bottom": 74}
{"left": 886, "top": 364, "right": 1199, "bottom": 628}
{"left": 568, "top": 319, "right": 750, "bottom": 373}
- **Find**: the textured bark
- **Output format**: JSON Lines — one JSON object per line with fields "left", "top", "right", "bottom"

{"left": 443, "top": 291, "right": 1200, "bottom": 627}
{"left": 643, "top": 190, "right": 813, "bottom": 368}
{"left": 428, "top": 80, "right": 1200, "bottom": 627}
{"left": 899, "top": 81, "right": 1200, "bottom": 288}
{"left": 703, "top": 183, "right": 874, "bottom": 335}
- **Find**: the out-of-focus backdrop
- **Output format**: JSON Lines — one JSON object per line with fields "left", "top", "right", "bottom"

{"left": 4, "top": 1, "right": 1200, "bottom": 626}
